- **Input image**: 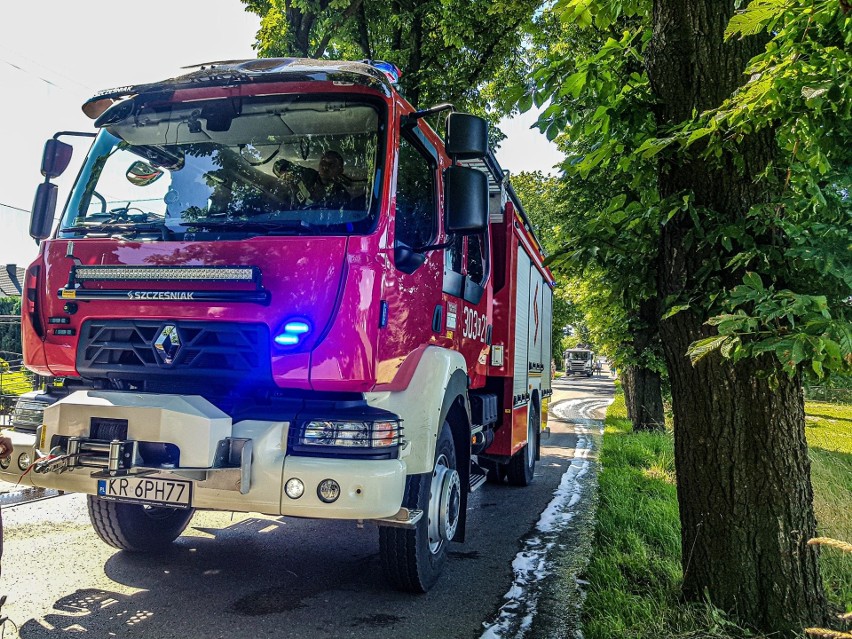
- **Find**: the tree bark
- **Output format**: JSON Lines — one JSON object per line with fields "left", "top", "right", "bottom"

{"left": 356, "top": 1, "right": 372, "bottom": 59}
{"left": 626, "top": 297, "right": 665, "bottom": 431}
{"left": 623, "top": 365, "right": 664, "bottom": 431}
{"left": 661, "top": 315, "right": 827, "bottom": 633}
{"left": 646, "top": 0, "right": 828, "bottom": 633}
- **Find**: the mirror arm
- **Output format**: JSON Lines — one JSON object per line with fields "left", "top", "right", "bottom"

{"left": 414, "top": 237, "right": 455, "bottom": 253}
{"left": 53, "top": 131, "right": 97, "bottom": 142}
{"left": 402, "top": 103, "right": 455, "bottom": 129}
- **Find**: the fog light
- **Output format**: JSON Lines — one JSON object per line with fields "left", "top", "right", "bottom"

{"left": 284, "top": 477, "right": 305, "bottom": 499}
{"left": 317, "top": 479, "right": 340, "bottom": 503}
{"left": 17, "top": 451, "right": 32, "bottom": 471}
{"left": 0, "top": 455, "right": 10, "bottom": 470}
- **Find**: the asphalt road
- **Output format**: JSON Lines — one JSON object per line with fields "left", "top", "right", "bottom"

{"left": 0, "top": 373, "right": 614, "bottom": 639}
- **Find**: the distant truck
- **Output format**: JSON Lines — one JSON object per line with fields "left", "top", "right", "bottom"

{"left": 2, "top": 59, "right": 554, "bottom": 592}
{"left": 564, "top": 348, "right": 594, "bottom": 377}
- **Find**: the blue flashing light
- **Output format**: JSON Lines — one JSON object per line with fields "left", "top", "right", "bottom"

{"left": 284, "top": 321, "right": 310, "bottom": 334}
{"left": 368, "top": 60, "right": 402, "bottom": 84}
{"left": 274, "top": 319, "right": 312, "bottom": 347}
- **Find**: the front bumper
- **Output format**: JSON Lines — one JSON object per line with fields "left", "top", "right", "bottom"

{"left": 0, "top": 390, "right": 407, "bottom": 520}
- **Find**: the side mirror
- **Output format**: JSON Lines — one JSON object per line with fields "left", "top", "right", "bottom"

{"left": 30, "top": 182, "right": 58, "bottom": 240}
{"left": 445, "top": 113, "right": 488, "bottom": 160}
{"left": 41, "top": 139, "right": 74, "bottom": 179}
{"left": 445, "top": 166, "right": 488, "bottom": 235}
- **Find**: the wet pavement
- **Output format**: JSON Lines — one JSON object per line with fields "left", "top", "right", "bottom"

{"left": 0, "top": 373, "right": 615, "bottom": 639}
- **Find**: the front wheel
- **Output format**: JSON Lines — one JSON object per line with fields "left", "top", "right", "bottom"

{"left": 87, "top": 496, "right": 195, "bottom": 552}
{"left": 507, "top": 405, "right": 538, "bottom": 487}
{"left": 380, "top": 422, "right": 460, "bottom": 592}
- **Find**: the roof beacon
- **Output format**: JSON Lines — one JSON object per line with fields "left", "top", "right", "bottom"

{"left": 366, "top": 60, "right": 402, "bottom": 84}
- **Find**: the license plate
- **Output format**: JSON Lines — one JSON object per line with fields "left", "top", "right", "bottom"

{"left": 97, "top": 476, "right": 192, "bottom": 508}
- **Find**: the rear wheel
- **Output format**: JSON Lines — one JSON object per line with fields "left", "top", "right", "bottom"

{"left": 380, "top": 422, "right": 460, "bottom": 592}
{"left": 87, "top": 495, "right": 195, "bottom": 552}
{"left": 507, "top": 405, "right": 538, "bottom": 487}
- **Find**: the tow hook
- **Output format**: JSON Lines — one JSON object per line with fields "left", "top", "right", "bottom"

{"left": 32, "top": 448, "right": 75, "bottom": 474}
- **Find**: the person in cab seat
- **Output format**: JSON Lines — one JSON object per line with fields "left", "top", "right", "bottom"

{"left": 273, "top": 150, "right": 352, "bottom": 209}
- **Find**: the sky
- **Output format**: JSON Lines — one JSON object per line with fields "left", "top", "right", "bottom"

{"left": 0, "top": 0, "right": 563, "bottom": 267}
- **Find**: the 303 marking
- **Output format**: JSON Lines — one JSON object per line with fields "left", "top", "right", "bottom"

{"left": 462, "top": 306, "right": 488, "bottom": 343}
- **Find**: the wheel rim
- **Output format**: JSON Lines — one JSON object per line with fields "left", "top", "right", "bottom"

{"left": 526, "top": 410, "right": 536, "bottom": 467}
{"left": 427, "top": 453, "right": 461, "bottom": 554}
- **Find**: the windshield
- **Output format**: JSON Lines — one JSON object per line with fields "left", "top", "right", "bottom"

{"left": 59, "top": 96, "right": 384, "bottom": 238}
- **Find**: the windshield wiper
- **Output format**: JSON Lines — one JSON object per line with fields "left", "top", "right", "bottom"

{"left": 61, "top": 222, "right": 165, "bottom": 235}
{"left": 178, "top": 219, "right": 315, "bottom": 234}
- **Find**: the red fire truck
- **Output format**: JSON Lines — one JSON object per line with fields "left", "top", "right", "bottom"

{"left": 4, "top": 59, "right": 554, "bottom": 591}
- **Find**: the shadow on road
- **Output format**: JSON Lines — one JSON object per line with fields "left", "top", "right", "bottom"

{"left": 19, "top": 517, "right": 389, "bottom": 637}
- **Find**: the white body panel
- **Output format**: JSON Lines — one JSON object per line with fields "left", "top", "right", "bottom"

{"left": 365, "top": 345, "right": 467, "bottom": 475}
{"left": 513, "top": 249, "right": 531, "bottom": 399}
{"left": 0, "top": 346, "right": 466, "bottom": 518}
{"left": 527, "top": 263, "right": 544, "bottom": 370}
{"left": 542, "top": 285, "right": 553, "bottom": 393}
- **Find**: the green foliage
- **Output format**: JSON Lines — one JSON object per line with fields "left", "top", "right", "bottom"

{"left": 0, "top": 366, "right": 33, "bottom": 396}
{"left": 510, "top": 9, "right": 666, "bottom": 375}
{"left": 583, "top": 392, "right": 852, "bottom": 637}
{"left": 803, "top": 401, "right": 852, "bottom": 610}
{"left": 511, "top": 171, "right": 647, "bottom": 369}
{"left": 517, "top": 0, "right": 851, "bottom": 379}
{"left": 0, "top": 297, "right": 22, "bottom": 356}
{"left": 687, "top": 273, "right": 852, "bottom": 377}
{"left": 241, "top": 0, "right": 541, "bottom": 116}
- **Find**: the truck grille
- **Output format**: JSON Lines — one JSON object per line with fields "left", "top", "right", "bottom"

{"left": 76, "top": 320, "right": 271, "bottom": 382}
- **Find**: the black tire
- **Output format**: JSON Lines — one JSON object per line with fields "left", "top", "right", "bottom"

{"left": 380, "top": 422, "right": 458, "bottom": 592}
{"left": 484, "top": 460, "right": 507, "bottom": 484}
{"left": 507, "top": 405, "right": 538, "bottom": 487}
{"left": 87, "top": 495, "right": 195, "bottom": 552}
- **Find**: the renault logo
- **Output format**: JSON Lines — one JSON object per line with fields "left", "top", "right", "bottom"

{"left": 154, "top": 324, "right": 182, "bottom": 365}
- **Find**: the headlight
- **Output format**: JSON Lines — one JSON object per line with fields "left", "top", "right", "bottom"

{"left": 300, "top": 420, "right": 401, "bottom": 449}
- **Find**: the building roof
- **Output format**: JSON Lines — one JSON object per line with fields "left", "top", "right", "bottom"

{"left": 0, "top": 265, "right": 25, "bottom": 297}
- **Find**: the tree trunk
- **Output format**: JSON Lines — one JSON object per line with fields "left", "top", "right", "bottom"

{"left": 646, "top": 0, "right": 829, "bottom": 633}
{"left": 661, "top": 314, "right": 827, "bottom": 633}
{"left": 623, "top": 365, "right": 664, "bottom": 432}
{"left": 623, "top": 366, "right": 635, "bottom": 419}
{"left": 626, "top": 297, "right": 665, "bottom": 431}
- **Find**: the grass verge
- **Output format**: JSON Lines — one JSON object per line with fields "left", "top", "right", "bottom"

{"left": 581, "top": 392, "right": 851, "bottom": 638}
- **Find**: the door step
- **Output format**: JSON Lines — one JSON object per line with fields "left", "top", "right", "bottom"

{"left": 371, "top": 507, "right": 423, "bottom": 529}
{"left": 469, "top": 471, "right": 487, "bottom": 492}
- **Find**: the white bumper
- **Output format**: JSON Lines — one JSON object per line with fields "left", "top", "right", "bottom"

{"left": 0, "top": 391, "right": 406, "bottom": 520}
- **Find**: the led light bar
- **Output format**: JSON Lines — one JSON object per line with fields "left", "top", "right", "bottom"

{"left": 73, "top": 266, "right": 256, "bottom": 282}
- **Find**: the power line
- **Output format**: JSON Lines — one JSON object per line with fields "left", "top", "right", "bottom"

{"left": 0, "top": 44, "right": 93, "bottom": 93}
{"left": 0, "top": 202, "right": 30, "bottom": 214}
